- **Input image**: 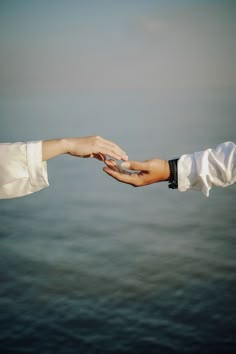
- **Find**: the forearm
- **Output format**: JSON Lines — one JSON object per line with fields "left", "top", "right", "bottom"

{"left": 42, "top": 139, "right": 68, "bottom": 161}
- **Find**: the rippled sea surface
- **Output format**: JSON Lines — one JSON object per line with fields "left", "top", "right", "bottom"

{"left": 0, "top": 90, "right": 235, "bottom": 353}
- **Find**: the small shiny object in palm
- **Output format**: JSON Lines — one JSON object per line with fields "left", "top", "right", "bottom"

{"left": 104, "top": 159, "right": 134, "bottom": 175}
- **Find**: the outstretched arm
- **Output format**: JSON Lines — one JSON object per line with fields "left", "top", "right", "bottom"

{"left": 0, "top": 136, "right": 128, "bottom": 199}
{"left": 103, "top": 141, "right": 236, "bottom": 196}
{"left": 42, "top": 136, "right": 128, "bottom": 162}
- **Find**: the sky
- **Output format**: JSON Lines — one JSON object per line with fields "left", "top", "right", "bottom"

{"left": 0, "top": 0, "right": 235, "bottom": 94}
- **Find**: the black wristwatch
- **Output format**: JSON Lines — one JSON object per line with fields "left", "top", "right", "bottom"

{"left": 168, "top": 159, "right": 179, "bottom": 189}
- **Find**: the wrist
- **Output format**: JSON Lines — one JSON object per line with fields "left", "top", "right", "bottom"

{"left": 61, "top": 138, "right": 71, "bottom": 154}
{"left": 163, "top": 160, "right": 171, "bottom": 181}
{"left": 42, "top": 138, "right": 70, "bottom": 161}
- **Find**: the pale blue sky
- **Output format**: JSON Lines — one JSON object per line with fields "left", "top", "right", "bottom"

{"left": 0, "top": 0, "right": 235, "bottom": 94}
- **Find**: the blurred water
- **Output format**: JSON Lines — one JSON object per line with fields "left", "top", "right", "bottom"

{"left": 0, "top": 89, "right": 235, "bottom": 353}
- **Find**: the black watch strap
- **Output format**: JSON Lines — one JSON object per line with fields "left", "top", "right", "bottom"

{"left": 168, "top": 159, "right": 179, "bottom": 189}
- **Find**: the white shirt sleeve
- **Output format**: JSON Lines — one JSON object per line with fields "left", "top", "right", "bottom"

{"left": 178, "top": 141, "right": 236, "bottom": 197}
{"left": 0, "top": 141, "right": 49, "bottom": 199}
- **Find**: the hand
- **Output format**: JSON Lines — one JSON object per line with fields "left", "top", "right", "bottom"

{"left": 103, "top": 159, "right": 170, "bottom": 187}
{"left": 65, "top": 136, "right": 128, "bottom": 161}
{"left": 42, "top": 136, "right": 128, "bottom": 161}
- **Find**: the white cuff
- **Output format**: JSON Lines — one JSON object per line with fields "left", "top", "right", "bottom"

{"left": 178, "top": 152, "right": 211, "bottom": 197}
{"left": 177, "top": 142, "right": 236, "bottom": 197}
{"left": 27, "top": 141, "right": 49, "bottom": 190}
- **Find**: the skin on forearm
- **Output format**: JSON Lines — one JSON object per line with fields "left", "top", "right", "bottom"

{"left": 42, "top": 139, "right": 67, "bottom": 161}
{"left": 163, "top": 160, "right": 171, "bottom": 181}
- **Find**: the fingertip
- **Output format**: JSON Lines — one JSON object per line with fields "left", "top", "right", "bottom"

{"left": 103, "top": 167, "right": 113, "bottom": 175}
{"left": 105, "top": 159, "right": 116, "bottom": 167}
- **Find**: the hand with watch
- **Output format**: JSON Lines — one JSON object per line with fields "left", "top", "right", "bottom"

{"left": 103, "top": 157, "right": 179, "bottom": 188}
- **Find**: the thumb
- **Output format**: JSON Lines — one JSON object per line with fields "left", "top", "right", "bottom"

{"left": 121, "top": 160, "right": 148, "bottom": 171}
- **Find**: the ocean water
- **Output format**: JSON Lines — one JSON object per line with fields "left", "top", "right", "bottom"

{"left": 0, "top": 89, "right": 235, "bottom": 354}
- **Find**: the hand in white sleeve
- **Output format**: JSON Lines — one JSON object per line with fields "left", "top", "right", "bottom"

{"left": 103, "top": 141, "right": 236, "bottom": 197}
{"left": 0, "top": 136, "right": 128, "bottom": 199}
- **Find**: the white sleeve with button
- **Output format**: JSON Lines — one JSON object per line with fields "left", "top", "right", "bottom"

{"left": 178, "top": 141, "right": 236, "bottom": 197}
{"left": 0, "top": 141, "right": 49, "bottom": 199}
